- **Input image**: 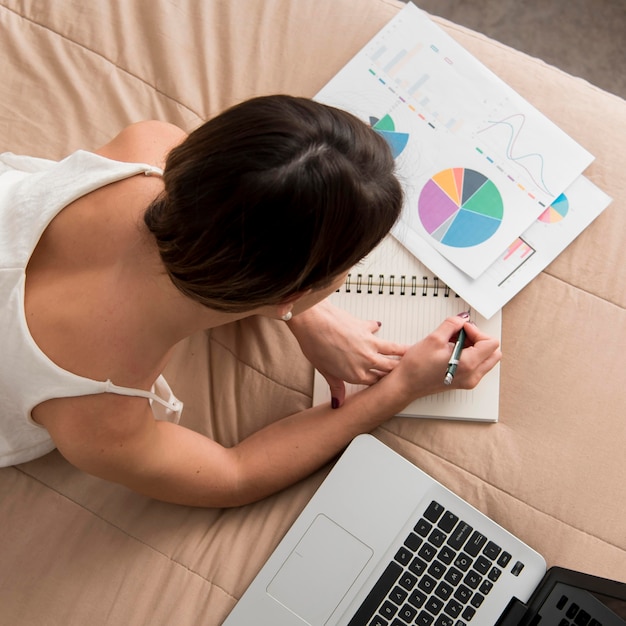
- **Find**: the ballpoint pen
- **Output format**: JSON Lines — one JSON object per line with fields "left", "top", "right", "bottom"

{"left": 444, "top": 312, "right": 470, "bottom": 385}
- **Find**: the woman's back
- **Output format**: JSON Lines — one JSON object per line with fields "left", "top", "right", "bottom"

{"left": 26, "top": 151, "right": 167, "bottom": 385}
{"left": 1, "top": 124, "right": 186, "bottom": 465}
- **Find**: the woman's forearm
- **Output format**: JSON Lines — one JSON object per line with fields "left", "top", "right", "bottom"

{"left": 120, "top": 372, "right": 409, "bottom": 508}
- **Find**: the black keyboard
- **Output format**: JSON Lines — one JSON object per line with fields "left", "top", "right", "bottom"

{"left": 348, "top": 500, "right": 525, "bottom": 626}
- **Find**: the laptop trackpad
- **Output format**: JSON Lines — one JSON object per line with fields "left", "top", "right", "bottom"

{"left": 267, "top": 514, "right": 373, "bottom": 625}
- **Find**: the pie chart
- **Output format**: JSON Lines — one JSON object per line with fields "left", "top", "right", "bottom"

{"left": 538, "top": 193, "right": 568, "bottom": 223}
{"left": 418, "top": 168, "right": 504, "bottom": 248}
{"left": 370, "top": 114, "right": 409, "bottom": 159}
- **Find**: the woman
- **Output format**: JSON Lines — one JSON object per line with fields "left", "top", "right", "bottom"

{"left": 0, "top": 95, "right": 500, "bottom": 506}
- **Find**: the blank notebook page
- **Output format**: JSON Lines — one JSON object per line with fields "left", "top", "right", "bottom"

{"left": 312, "top": 236, "right": 501, "bottom": 422}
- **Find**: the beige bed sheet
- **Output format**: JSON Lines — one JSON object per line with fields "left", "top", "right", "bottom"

{"left": 0, "top": 1, "right": 624, "bottom": 624}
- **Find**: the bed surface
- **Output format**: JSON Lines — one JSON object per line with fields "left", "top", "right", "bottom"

{"left": 1, "top": 1, "right": 624, "bottom": 624}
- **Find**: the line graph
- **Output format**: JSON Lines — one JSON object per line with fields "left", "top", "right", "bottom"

{"left": 477, "top": 113, "right": 552, "bottom": 196}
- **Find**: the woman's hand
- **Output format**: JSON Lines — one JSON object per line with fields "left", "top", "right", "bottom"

{"left": 390, "top": 315, "right": 502, "bottom": 400}
{"left": 287, "top": 300, "right": 407, "bottom": 407}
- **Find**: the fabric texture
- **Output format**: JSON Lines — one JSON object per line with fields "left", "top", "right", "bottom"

{"left": 0, "top": 0, "right": 624, "bottom": 624}
{"left": 0, "top": 150, "right": 182, "bottom": 466}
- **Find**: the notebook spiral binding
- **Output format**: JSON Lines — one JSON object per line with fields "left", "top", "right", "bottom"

{"left": 339, "top": 273, "right": 460, "bottom": 297}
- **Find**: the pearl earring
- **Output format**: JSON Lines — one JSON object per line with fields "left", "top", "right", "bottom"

{"left": 281, "top": 311, "right": 293, "bottom": 322}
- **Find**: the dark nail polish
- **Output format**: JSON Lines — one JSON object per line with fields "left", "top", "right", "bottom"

{"left": 331, "top": 397, "right": 339, "bottom": 409}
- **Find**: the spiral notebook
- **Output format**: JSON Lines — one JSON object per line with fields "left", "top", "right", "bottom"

{"left": 313, "top": 236, "right": 501, "bottom": 422}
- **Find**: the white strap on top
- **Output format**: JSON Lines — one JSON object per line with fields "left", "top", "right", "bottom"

{"left": 143, "top": 165, "right": 163, "bottom": 177}
{"left": 104, "top": 379, "right": 182, "bottom": 413}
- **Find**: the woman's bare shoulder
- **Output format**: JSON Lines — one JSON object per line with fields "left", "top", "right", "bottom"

{"left": 95, "top": 121, "right": 188, "bottom": 169}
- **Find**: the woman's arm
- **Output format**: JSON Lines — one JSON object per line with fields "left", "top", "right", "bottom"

{"left": 39, "top": 316, "right": 500, "bottom": 508}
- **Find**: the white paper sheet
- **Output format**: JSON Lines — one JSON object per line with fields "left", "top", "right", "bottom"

{"left": 315, "top": 3, "right": 594, "bottom": 279}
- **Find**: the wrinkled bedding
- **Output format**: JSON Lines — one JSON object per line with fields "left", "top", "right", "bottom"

{"left": 0, "top": 1, "right": 624, "bottom": 624}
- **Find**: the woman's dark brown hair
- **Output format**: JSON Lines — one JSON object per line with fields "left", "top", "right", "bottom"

{"left": 144, "top": 95, "right": 403, "bottom": 312}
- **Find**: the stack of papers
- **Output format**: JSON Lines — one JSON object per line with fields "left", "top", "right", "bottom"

{"left": 315, "top": 3, "right": 611, "bottom": 319}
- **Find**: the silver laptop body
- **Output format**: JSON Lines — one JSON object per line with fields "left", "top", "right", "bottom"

{"left": 224, "top": 434, "right": 546, "bottom": 625}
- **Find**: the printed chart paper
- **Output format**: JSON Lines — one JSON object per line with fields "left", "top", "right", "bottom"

{"left": 315, "top": 3, "right": 594, "bottom": 279}
{"left": 406, "top": 174, "right": 611, "bottom": 319}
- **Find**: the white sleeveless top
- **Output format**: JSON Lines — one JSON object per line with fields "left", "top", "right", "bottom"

{"left": 0, "top": 150, "right": 183, "bottom": 467}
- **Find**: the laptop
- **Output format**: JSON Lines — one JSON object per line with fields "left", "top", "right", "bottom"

{"left": 224, "top": 434, "right": 626, "bottom": 626}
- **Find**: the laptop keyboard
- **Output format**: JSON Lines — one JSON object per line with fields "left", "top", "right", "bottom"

{"left": 348, "top": 500, "right": 525, "bottom": 626}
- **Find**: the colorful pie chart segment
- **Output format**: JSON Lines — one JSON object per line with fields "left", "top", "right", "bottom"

{"left": 370, "top": 114, "right": 409, "bottom": 159}
{"left": 538, "top": 193, "right": 569, "bottom": 223}
{"left": 418, "top": 168, "right": 504, "bottom": 248}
